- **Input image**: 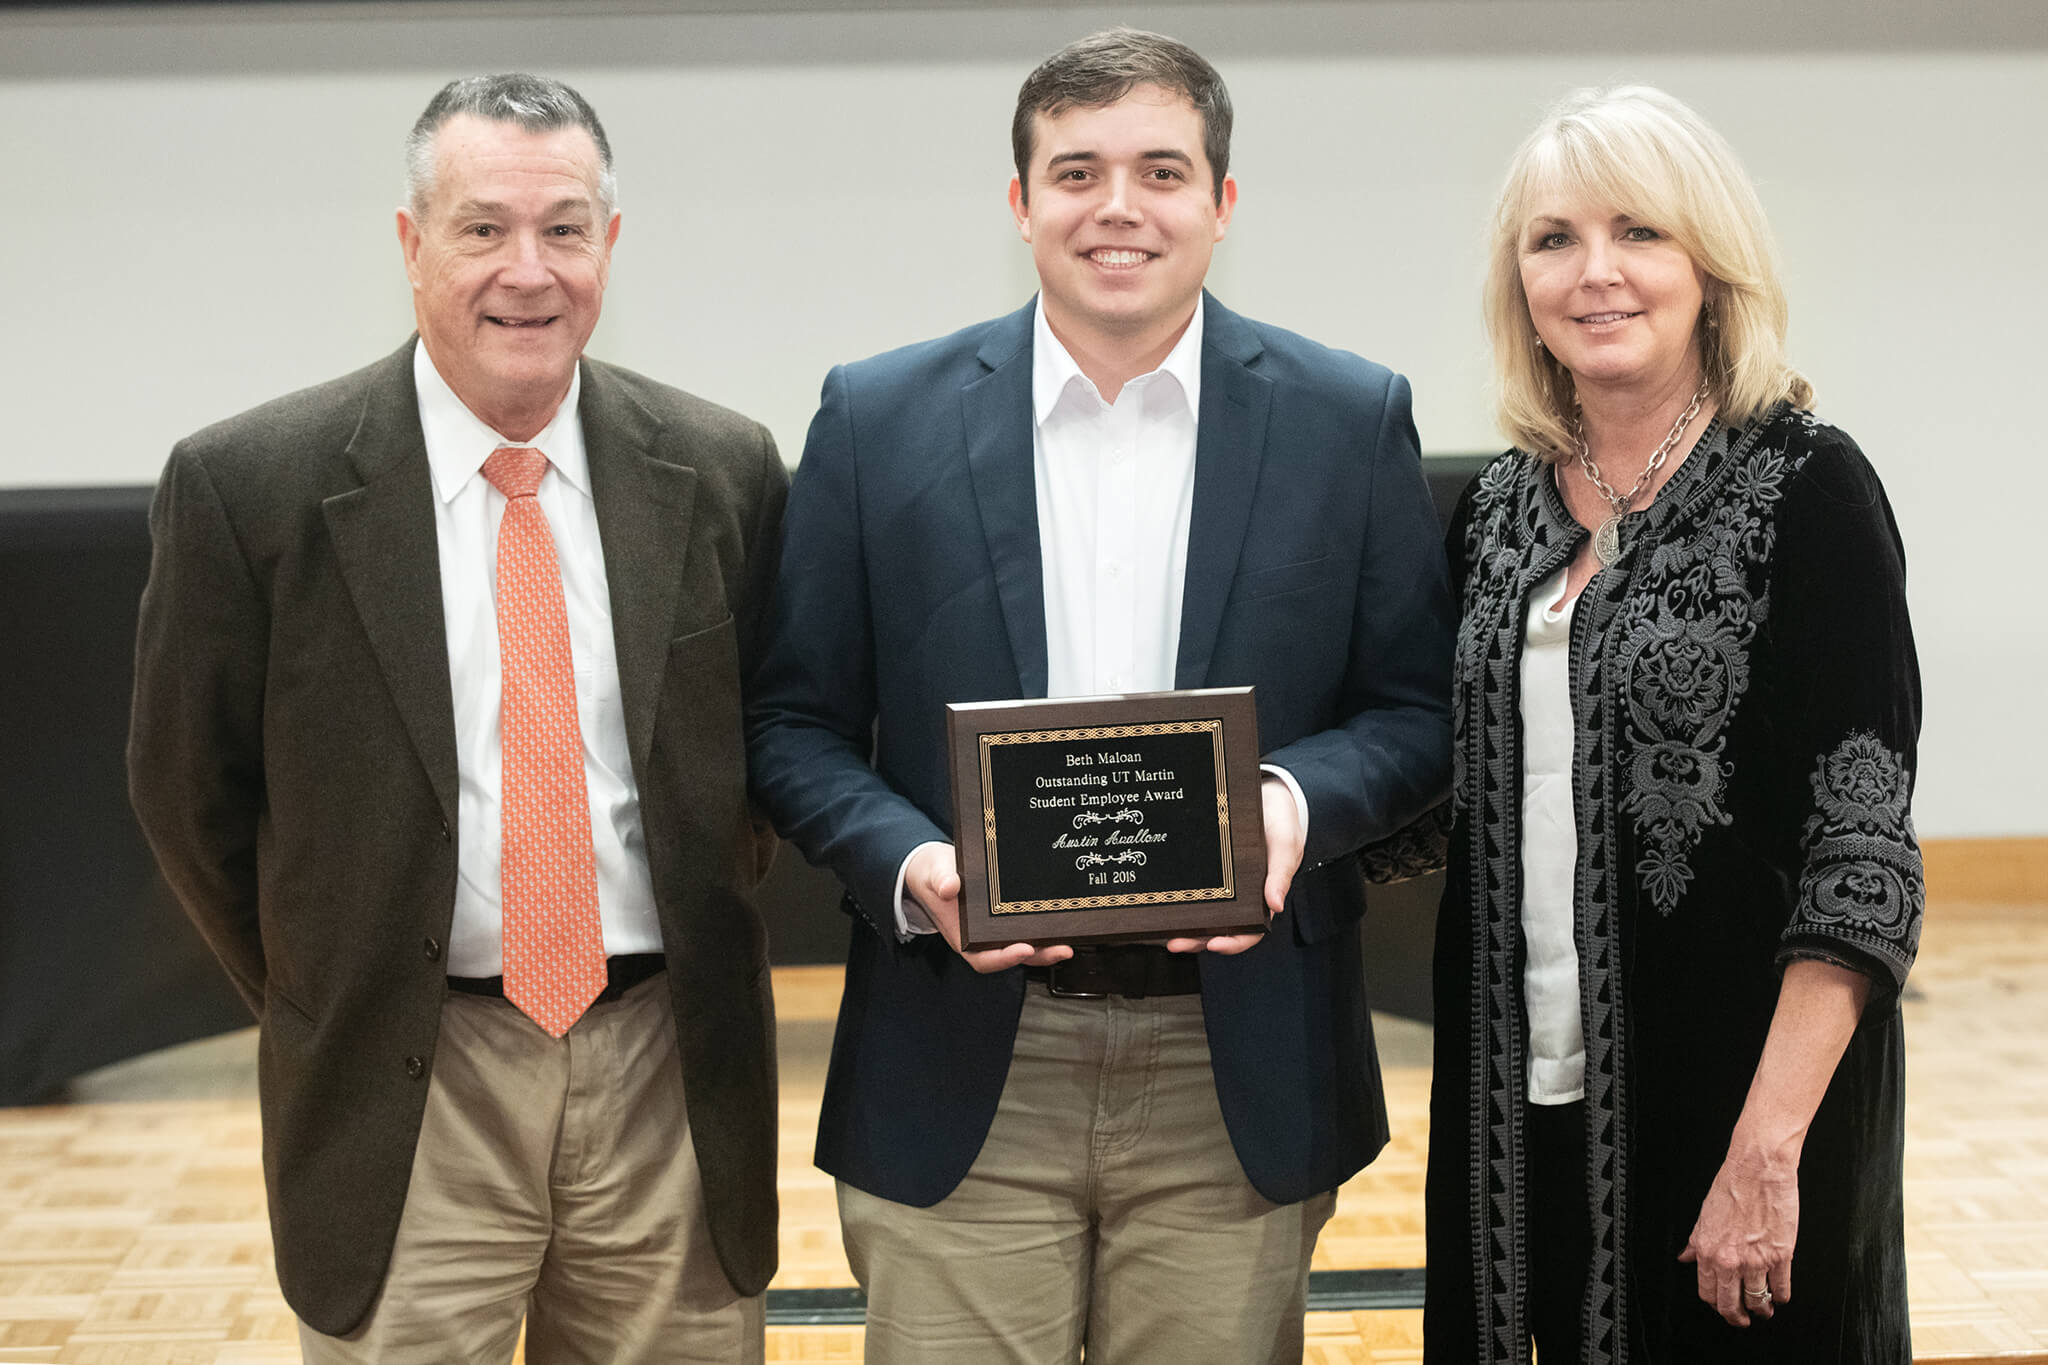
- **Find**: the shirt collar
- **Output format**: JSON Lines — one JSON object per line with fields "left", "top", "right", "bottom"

{"left": 414, "top": 338, "right": 589, "bottom": 505}
{"left": 1031, "top": 295, "right": 1205, "bottom": 427}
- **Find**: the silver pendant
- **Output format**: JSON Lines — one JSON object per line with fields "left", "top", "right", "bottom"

{"left": 1593, "top": 516, "right": 1622, "bottom": 567}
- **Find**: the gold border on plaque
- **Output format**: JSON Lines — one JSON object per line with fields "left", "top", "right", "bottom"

{"left": 978, "top": 720, "right": 1234, "bottom": 915}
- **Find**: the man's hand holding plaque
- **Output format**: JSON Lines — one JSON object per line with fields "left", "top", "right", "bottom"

{"left": 905, "top": 843, "right": 1076, "bottom": 974}
{"left": 1165, "top": 777, "right": 1304, "bottom": 955}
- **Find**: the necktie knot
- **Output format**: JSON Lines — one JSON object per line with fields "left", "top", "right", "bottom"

{"left": 483, "top": 446, "right": 550, "bottom": 500}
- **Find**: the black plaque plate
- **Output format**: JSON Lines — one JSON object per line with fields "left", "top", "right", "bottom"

{"left": 945, "top": 688, "right": 1266, "bottom": 949}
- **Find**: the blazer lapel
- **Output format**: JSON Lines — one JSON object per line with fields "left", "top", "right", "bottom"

{"left": 1176, "top": 297, "right": 1273, "bottom": 688}
{"left": 961, "top": 305, "right": 1047, "bottom": 698}
{"left": 322, "top": 342, "right": 459, "bottom": 823}
{"left": 581, "top": 361, "right": 697, "bottom": 780}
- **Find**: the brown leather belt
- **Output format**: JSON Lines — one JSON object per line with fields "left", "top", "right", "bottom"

{"left": 448, "top": 952, "right": 666, "bottom": 1005}
{"left": 1024, "top": 945, "right": 1201, "bottom": 999}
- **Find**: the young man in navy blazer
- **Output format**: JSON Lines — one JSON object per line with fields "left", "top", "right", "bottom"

{"left": 747, "top": 29, "right": 1453, "bottom": 1363}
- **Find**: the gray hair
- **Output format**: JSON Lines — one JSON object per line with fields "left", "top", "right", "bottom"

{"left": 405, "top": 73, "right": 617, "bottom": 219}
{"left": 1012, "top": 28, "right": 1233, "bottom": 205}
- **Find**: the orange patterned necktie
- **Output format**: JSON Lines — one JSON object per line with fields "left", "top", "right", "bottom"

{"left": 482, "top": 446, "right": 606, "bottom": 1038}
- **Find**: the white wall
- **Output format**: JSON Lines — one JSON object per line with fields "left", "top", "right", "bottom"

{"left": 4, "top": 1, "right": 2043, "bottom": 836}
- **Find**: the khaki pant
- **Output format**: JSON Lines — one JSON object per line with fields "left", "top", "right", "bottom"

{"left": 298, "top": 974, "right": 763, "bottom": 1365}
{"left": 839, "top": 984, "right": 1335, "bottom": 1365}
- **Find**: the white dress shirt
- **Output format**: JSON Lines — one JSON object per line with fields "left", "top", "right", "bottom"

{"left": 1034, "top": 294, "right": 1203, "bottom": 698}
{"left": 895, "top": 299, "right": 1305, "bottom": 934}
{"left": 414, "top": 340, "right": 663, "bottom": 977}
{"left": 1518, "top": 566, "right": 1585, "bottom": 1103}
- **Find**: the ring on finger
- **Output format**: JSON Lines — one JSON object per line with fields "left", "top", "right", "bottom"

{"left": 1742, "top": 1286, "right": 1772, "bottom": 1304}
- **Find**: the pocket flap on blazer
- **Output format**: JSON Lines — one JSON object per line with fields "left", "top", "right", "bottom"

{"left": 668, "top": 612, "right": 737, "bottom": 662}
{"left": 1228, "top": 553, "right": 1332, "bottom": 603}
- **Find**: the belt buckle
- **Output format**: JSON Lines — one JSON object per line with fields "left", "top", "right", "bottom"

{"left": 1043, "top": 960, "right": 1108, "bottom": 1000}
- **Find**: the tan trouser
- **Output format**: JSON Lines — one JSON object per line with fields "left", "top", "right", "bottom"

{"left": 298, "top": 974, "right": 764, "bottom": 1365}
{"left": 838, "top": 983, "right": 1336, "bottom": 1365}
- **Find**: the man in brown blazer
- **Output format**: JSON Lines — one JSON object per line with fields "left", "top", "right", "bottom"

{"left": 127, "top": 74, "right": 784, "bottom": 1362}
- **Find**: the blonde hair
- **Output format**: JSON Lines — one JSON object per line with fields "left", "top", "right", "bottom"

{"left": 1484, "top": 85, "right": 1812, "bottom": 460}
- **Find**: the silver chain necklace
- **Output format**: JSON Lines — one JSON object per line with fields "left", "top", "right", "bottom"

{"left": 1572, "top": 381, "right": 1709, "bottom": 567}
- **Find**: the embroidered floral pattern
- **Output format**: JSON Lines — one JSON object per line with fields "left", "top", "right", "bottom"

{"left": 1613, "top": 439, "right": 1787, "bottom": 913}
{"left": 1358, "top": 801, "right": 1453, "bottom": 884}
{"left": 1812, "top": 731, "right": 1912, "bottom": 837}
{"left": 1795, "top": 732, "right": 1924, "bottom": 966}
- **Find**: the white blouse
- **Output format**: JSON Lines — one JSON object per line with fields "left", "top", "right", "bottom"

{"left": 1518, "top": 566, "right": 1585, "bottom": 1105}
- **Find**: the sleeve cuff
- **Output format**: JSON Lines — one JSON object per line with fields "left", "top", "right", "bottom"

{"left": 892, "top": 841, "right": 950, "bottom": 940}
{"left": 1260, "top": 764, "right": 1310, "bottom": 843}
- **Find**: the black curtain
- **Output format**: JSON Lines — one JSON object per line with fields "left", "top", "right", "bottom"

{"left": 1, "top": 489, "right": 248, "bottom": 1104}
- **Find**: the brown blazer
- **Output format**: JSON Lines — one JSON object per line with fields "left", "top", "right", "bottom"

{"left": 127, "top": 340, "right": 787, "bottom": 1335}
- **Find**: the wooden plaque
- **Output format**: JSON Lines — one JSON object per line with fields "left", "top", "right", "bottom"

{"left": 945, "top": 687, "right": 1267, "bottom": 950}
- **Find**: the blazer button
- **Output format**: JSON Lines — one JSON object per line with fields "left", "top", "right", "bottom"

{"left": 439, "top": 819, "right": 451, "bottom": 842}
{"left": 405, "top": 1055, "right": 425, "bottom": 1080}
{"left": 423, "top": 937, "right": 441, "bottom": 963}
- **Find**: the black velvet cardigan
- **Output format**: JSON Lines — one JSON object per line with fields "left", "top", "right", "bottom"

{"left": 1422, "top": 405, "right": 1923, "bottom": 1364}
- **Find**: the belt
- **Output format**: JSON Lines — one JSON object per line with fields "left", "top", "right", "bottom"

{"left": 1024, "top": 945, "right": 1201, "bottom": 999}
{"left": 448, "top": 952, "right": 666, "bottom": 1004}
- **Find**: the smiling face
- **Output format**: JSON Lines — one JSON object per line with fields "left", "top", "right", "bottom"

{"left": 397, "top": 114, "right": 619, "bottom": 440}
{"left": 1008, "top": 84, "right": 1235, "bottom": 359}
{"left": 1518, "top": 195, "right": 1706, "bottom": 402}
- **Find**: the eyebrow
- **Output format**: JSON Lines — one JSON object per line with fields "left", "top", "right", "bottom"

{"left": 451, "top": 196, "right": 594, "bottom": 218}
{"left": 1528, "top": 211, "right": 1642, "bottom": 228}
{"left": 1044, "top": 148, "right": 1195, "bottom": 171}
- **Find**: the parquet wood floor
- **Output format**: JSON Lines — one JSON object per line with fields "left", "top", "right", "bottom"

{"left": 2, "top": 899, "right": 2041, "bottom": 1363}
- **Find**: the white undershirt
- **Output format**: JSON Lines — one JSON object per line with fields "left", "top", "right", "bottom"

{"left": 1519, "top": 566, "right": 1585, "bottom": 1104}
{"left": 414, "top": 340, "right": 663, "bottom": 977}
{"left": 892, "top": 299, "right": 1305, "bottom": 934}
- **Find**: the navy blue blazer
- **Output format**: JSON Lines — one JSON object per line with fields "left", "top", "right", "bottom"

{"left": 746, "top": 295, "right": 1453, "bottom": 1207}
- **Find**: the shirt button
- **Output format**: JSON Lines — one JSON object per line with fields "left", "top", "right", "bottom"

{"left": 423, "top": 937, "right": 442, "bottom": 963}
{"left": 405, "top": 1056, "right": 426, "bottom": 1080}
{"left": 1106, "top": 564, "right": 1122, "bottom": 578}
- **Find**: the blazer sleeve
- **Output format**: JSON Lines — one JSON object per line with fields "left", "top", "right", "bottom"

{"left": 735, "top": 424, "right": 791, "bottom": 885}
{"left": 1261, "top": 372, "right": 1457, "bottom": 871}
{"left": 1355, "top": 466, "right": 1496, "bottom": 884}
{"left": 127, "top": 444, "right": 270, "bottom": 1013}
{"left": 735, "top": 423, "right": 790, "bottom": 678}
{"left": 744, "top": 365, "right": 949, "bottom": 936}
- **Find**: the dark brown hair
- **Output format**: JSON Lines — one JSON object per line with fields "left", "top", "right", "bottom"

{"left": 1011, "top": 28, "right": 1233, "bottom": 205}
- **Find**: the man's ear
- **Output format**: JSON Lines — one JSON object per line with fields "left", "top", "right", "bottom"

{"left": 1008, "top": 176, "right": 1032, "bottom": 243}
{"left": 397, "top": 207, "right": 424, "bottom": 288}
{"left": 1213, "top": 175, "right": 1238, "bottom": 241}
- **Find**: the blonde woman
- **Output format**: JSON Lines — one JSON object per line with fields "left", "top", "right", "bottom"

{"left": 1424, "top": 87, "right": 1921, "bottom": 1362}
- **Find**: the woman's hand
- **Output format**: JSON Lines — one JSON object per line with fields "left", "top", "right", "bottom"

{"left": 1677, "top": 958, "right": 1870, "bottom": 1328}
{"left": 1679, "top": 1148, "right": 1799, "bottom": 1326}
